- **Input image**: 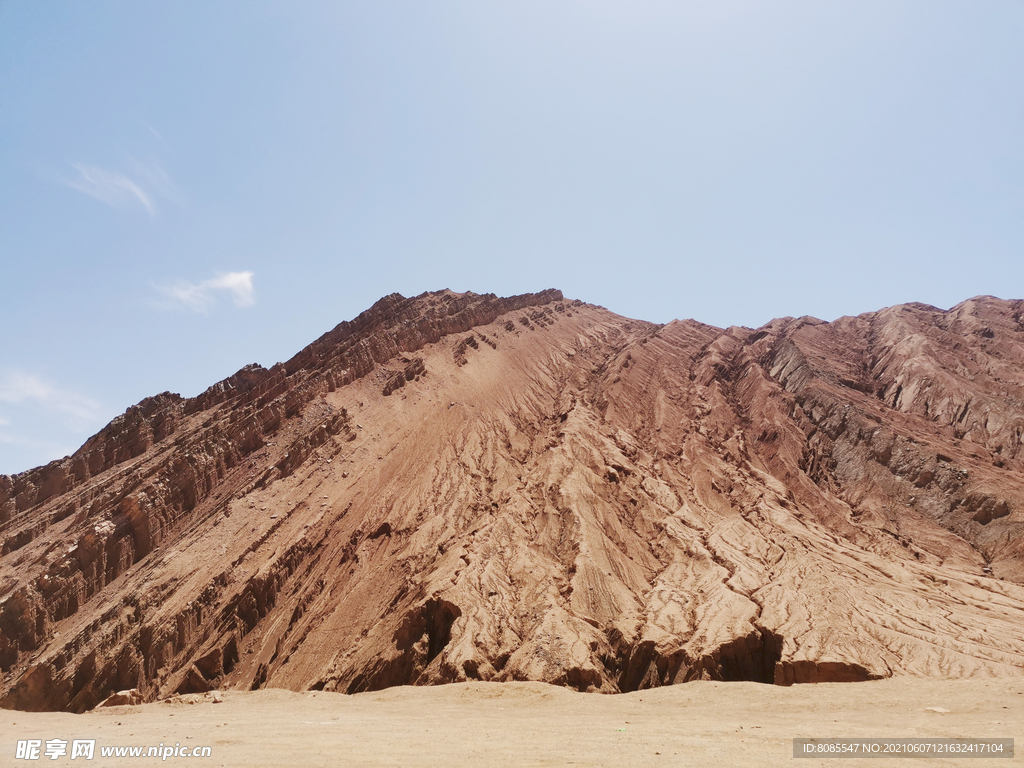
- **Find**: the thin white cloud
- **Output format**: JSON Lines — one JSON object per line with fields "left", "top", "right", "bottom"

{"left": 0, "top": 426, "right": 81, "bottom": 474}
{"left": 153, "top": 271, "right": 256, "bottom": 313}
{"left": 0, "top": 430, "right": 75, "bottom": 455}
{"left": 64, "top": 163, "right": 156, "bottom": 215}
{"left": 130, "top": 157, "right": 183, "bottom": 206}
{"left": 63, "top": 123, "right": 181, "bottom": 215}
{"left": 142, "top": 121, "right": 167, "bottom": 145}
{"left": 0, "top": 372, "right": 103, "bottom": 430}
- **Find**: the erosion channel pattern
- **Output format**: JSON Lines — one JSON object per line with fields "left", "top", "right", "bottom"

{"left": 2, "top": 289, "right": 1024, "bottom": 711}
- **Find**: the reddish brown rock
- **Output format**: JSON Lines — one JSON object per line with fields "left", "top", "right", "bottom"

{"left": 98, "top": 688, "right": 143, "bottom": 707}
{"left": 1, "top": 289, "right": 1024, "bottom": 712}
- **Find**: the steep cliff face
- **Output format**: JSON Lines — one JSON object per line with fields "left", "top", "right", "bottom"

{"left": 1, "top": 290, "right": 1023, "bottom": 711}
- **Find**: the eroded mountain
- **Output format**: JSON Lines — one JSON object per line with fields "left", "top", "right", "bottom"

{"left": 2, "top": 289, "right": 1024, "bottom": 711}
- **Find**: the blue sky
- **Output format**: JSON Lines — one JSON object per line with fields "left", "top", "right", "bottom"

{"left": 1, "top": 1, "right": 1022, "bottom": 475}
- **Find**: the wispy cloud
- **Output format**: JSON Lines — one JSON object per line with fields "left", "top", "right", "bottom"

{"left": 0, "top": 372, "right": 104, "bottom": 430}
{"left": 63, "top": 122, "right": 181, "bottom": 216}
{"left": 0, "top": 430, "right": 76, "bottom": 459}
{"left": 0, "top": 373, "right": 107, "bottom": 473}
{"left": 64, "top": 163, "right": 156, "bottom": 215}
{"left": 153, "top": 271, "right": 256, "bottom": 313}
{"left": 142, "top": 121, "right": 167, "bottom": 145}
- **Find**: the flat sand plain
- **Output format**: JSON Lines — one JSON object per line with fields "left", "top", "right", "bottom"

{"left": 2, "top": 679, "right": 1021, "bottom": 767}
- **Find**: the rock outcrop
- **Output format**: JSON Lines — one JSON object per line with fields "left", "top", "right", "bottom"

{"left": 1, "top": 289, "right": 1024, "bottom": 711}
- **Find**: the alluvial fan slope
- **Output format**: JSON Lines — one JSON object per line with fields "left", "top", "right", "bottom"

{"left": 2, "top": 290, "right": 1024, "bottom": 711}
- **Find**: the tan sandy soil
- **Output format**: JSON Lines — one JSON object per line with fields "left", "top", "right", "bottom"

{"left": 2, "top": 679, "right": 1021, "bottom": 767}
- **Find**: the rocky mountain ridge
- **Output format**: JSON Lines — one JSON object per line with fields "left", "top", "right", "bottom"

{"left": 1, "top": 289, "right": 1023, "bottom": 711}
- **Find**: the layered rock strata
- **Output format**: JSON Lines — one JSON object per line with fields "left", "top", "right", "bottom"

{"left": 1, "top": 290, "right": 1023, "bottom": 711}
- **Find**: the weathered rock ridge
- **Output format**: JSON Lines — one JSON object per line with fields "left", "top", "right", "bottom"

{"left": 2, "top": 289, "right": 1024, "bottom": 711}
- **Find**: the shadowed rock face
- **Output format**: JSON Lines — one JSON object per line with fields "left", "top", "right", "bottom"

{"left": 2, "top": 289, "right": 1024, "bottom": 711}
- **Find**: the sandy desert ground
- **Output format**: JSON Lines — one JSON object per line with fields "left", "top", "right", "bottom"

{"left": 2, "top": 678, "right": 1021, "bottom": 767}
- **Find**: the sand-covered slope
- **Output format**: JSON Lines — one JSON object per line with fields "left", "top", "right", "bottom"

{"left": 2, "top": 290, "right": 1024, "bottom": 711}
